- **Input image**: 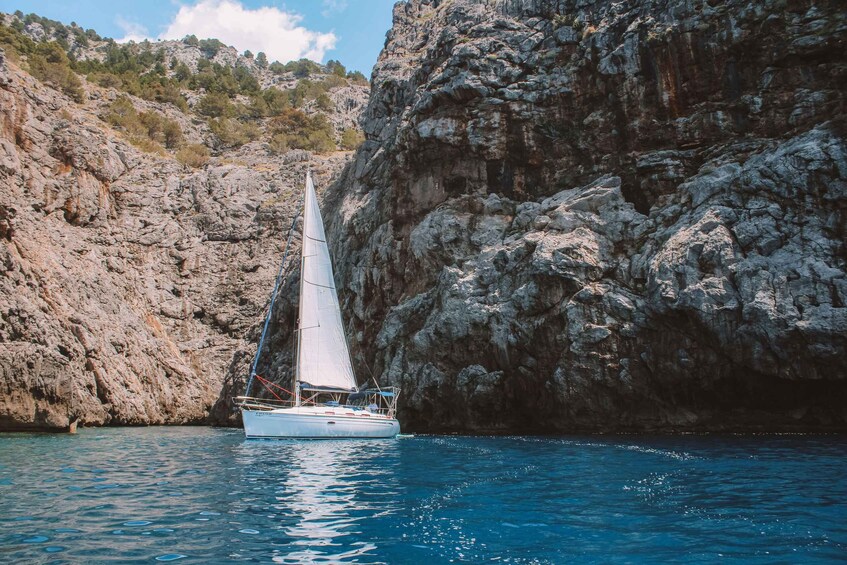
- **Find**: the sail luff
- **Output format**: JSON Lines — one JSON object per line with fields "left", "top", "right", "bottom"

{"left": 295, "top": 173, "right": 358, "bottom": 392}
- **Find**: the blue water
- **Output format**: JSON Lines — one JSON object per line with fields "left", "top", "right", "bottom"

{"left": 0, "top": 429, "right": 845, "bottom": 563}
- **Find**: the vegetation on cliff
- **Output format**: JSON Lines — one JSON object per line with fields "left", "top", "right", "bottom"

{"left": 0, "top": 11, "right": 367, "bottom": 165}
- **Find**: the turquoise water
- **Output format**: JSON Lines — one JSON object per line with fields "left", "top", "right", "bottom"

{"left": 0, "top": 428, "right": 845, "bottom": 563}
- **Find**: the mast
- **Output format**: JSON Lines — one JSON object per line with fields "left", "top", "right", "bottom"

{"left": 293, "top": 170, "right": 309, "bottom": 407}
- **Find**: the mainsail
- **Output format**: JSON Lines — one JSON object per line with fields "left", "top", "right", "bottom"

{"left": 296, "top": 173, "right": 358, "bottom": 391}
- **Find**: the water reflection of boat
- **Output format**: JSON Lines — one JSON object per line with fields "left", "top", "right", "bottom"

{"left": 233, "top": 440, "right": 399, "bottom": 563}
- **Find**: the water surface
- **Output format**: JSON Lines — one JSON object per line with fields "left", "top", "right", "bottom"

{"left": 1, "top": 428, "right": 845, "bottom": 563}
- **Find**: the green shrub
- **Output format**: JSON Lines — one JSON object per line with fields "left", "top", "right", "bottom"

{"left": 72, "top": 29, "right": 89, "bottom": 48}
{"left": 316, "top": 93, "right": 333, "bottom": 111}
{"left": 241, "top": 95, "right": 268, "bottom": 119}
{"left": 268, "top": 108, "right": 336, "bottom": 153}
{"left": 21, "top": 12, "right": 69, "bottom": 38}
{"left": 340, "top": 128, "right": 365, "bottom": 150}
{"left": 0, "top": 20, "right": 37, "bottom": 56}
{"left": 233, "top": 65, "right": 260, "bottom": 94}
{"left": 199, "top": 38, "right": 224, "bottom": 58}
{"left": 88, "top": 71, "right": 123, "bottom": 88}
{"left": 284, "top": 58, "right": 321, "bottom": 78}
{"left": 161, "top": 119, "right": 184, "bottom": 149}
{"left": 289, "top": 79, "right": 319, "bottom": 107}
{"left": 142, "top": 111, "right": 180, "bottom": 146}
{"left": 0, "top": 18, "right": 362, "bottom": 133}
{"left": 197, "top": 91, "right": 234, "bottom": 117}
{"left": 268, "top": 133, "right": 289, "bottom": 155}
{"left": 288, "top": 75, "right": 348, "bottom": 108}
{"left": 176, "top": 143, "right": 210, "bottom": 167}
{"left": 74, "top": 42, "right": 190, "bottom": 110}
{"left": 303, "top": 129, "right": 335, "bottom": 153}
{"left": 129, "top": 136, "right": 166, "bottom": 155}
{"left": 346, "top": 70, "right": 368, "bottom": 85}
{"left": 326, "top": 59, "right": 346, "bottom": 77}
{"left": 140, "top": 80, "right": 189, "bottom": 112}
{"left": 105, "top": 96, "right": 138, "bottom": 130}
{"left": 268, "top": 107, "right": 311, "bottom": 136}
{"left": 322, "top": 74, "right": 347, "bottom": 89}
{"left": 210, "top": 118, "right": 260, "bottom": 148}
{"left": 104, "top": 96, "right": 184, "bottom": 151}
{"left": 190, "top": 61, "right": 239, "bottom": 95}
{"left": 240, "top": 87, "right": 290, "bottom": 119}
{"left": 27, "top": 42, "right": 85, "bottom": 102}
{"left": 173, "top": 62, "right": 192, "bottom": 82}
{"left": 261, "top": 87, "right": 290, "bottom": 115}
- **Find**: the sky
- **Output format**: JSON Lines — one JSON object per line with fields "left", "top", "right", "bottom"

{"left": 0, "top": 0, "right": 399, "bottom": 74}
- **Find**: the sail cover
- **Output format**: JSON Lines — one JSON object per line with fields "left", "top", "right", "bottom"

{"left": 297, "top": 173, "right": 358, "bottom": 391}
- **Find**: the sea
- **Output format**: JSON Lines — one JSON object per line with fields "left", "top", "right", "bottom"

{"left": 0, "top": 427, "right": 845, "bottom": 563}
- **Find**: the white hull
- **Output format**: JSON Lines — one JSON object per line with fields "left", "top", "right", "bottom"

{"left": 242, "top": 406, "right": 400, "bottom": 439}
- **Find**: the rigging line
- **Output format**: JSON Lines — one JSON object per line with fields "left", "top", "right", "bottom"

{"left": 360, "top": 355, "right": 378, "bottom": 383}
{"left": 304, "top": 234, "right": 327, "bottom": 243}
{"left": 244, "top": 199, "right": 303, "bottom": 398}
{"left": 255, "top": 375, "right": 285, "bottom": 402}
{"left": 255, "top": 375, "right": 293, "bottom": 397}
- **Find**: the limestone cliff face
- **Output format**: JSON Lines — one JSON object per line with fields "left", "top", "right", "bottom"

{"left": 307, "top": 0, "right": 847, "bottom": 431}
{"left": 0, "top": 50, "right": 353, "bottom": 430}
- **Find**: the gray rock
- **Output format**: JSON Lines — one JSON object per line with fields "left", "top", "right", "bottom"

{"left": 271, "top": 0, "right": 847, "bottom": 433}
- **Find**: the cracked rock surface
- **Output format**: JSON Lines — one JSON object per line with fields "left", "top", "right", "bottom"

{"left": 0, "top": 50, "right": 353, "bottom": 430}
{"left": 3, "top": 0, "right": 846, "bottom": 433}
{"left": 248, "top": 0, "right": 847, "bottom": 432}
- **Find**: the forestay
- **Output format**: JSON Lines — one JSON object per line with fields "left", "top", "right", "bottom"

{"left": 297, "top": 173, "right": 358, "bottom": 391}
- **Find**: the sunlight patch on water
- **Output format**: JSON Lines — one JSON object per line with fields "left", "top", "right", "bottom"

{"left": 155, "top": 553, "right": 187, "bottom": 561}
{"left": 45, "top": 546, "right": 65, "bottom": 552}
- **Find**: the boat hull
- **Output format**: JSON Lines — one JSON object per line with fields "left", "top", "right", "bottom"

{"left": 242, "top": 407, "right": 400, "bottom": 439}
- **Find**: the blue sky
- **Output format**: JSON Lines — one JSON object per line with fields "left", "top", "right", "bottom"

{"left": 0, "top": 0, "right": 398, "bottom": 74}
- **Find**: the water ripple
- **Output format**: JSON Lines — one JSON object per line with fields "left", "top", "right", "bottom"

{"left": 0, "top": 428, "right": 845, "bottom": 563}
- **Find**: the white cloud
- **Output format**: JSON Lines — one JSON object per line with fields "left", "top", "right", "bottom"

{"left": 322, "top": 0, "right": 348, "bottom": 17}
{"left": 115, "top": 16, "right": 149, "bottom": 43}
{"left": 154, "top": 0, "right": 337, "bottom": 63}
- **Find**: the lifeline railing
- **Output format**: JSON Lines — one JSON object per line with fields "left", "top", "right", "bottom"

{"left": 233, "top": 396, "right": 293, "bottom": 410}
{"left": 235, "top": 387, "right": 400, "bottom": 419}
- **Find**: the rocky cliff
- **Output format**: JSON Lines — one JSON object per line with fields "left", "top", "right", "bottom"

{"left": 263, "top": 0, "right": 847, "bottom": 432}
{"left": 0, "top": 43, "right": 357, "bottom": 430}
{"left": 4, "top": 1, "right": 846, "bottom": 433}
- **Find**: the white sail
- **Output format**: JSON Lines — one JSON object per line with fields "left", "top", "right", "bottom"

{"left": 296, "top": 173, "right": 358, "bottom": 391}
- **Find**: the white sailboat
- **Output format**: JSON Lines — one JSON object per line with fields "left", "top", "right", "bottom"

{"left": 235, "top": 172, "right": 400, "bottom": 439}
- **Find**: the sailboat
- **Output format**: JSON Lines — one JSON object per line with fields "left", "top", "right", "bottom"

{"left": 235, "top": 172, "right": 400, "bottom": 439}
